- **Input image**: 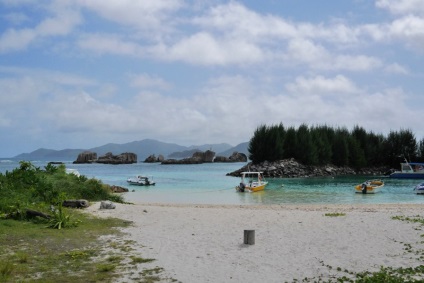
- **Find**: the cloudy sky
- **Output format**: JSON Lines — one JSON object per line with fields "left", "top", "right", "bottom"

{"left": 1, "top": 0, "right": 424, "bottom": 157}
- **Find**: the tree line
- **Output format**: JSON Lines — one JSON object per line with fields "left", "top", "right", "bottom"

{"left": 248, "top": 124, "right": 424, "bottom": 168}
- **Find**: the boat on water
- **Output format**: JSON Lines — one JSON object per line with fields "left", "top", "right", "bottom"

{"left": 389, "top": 159, "right": 424, "bottom": 179}
{"left": 354, "top": 179, "right": 384, "bottom": 194}
{"left": 236, "top": 172, "right": 268, "bottom": 192}
{"left": 66, "top": 168, "right": 81, "bottom": 177}
{"left": 127, "top": 175, "right": 155, "bottom": 186}
{"left": 414, "top": 183, "right": 424, "bottom": 194}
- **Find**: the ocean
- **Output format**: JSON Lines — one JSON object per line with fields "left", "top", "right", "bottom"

{"left": 1, "top": 159, "right": 423, "bottom": 205}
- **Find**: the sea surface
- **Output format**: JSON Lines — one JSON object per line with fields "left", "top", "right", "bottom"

{"left": 1, "top": 159, "right": 423, "bottom": 206}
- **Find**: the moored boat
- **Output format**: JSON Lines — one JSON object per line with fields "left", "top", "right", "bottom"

{"left": 66, "top": 168, "right": 81, "bottom": 177}
{"left": 389, "top": 159, "right": 424, "bottom": 179}
{"left": 236, "top": 172, "right": 268, "bottom": 192}
{"left": 127, "top": 175, "right": 155, "bottom": 186}
{"left": 354, "top": 179, "right": 384, "bottom": 194}
{"left": 414, "top": 183, "right": 424, "bottom": 194}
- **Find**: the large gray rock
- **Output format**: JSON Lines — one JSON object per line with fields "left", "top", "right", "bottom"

{"left": 144, "top": 154, "right": 165, "bottom": 163}
{"left": 73, "top": 151, "right": 136, "bottom": 164}
{"left": 162, "top": 150, "right": 216, "bottom": 164}
{"left": 227, "top": 158, "right": 387, "bottom": 178}
{"left": 228, "top": 152, "right": 248, "bottom": 162}
{"left": 73, "top": 151, "right": 97, "bottom": 164}
{"left": 97, "top": 152, "right": 137, "bottom": 164}
{"left": 100, "top": 201, "right": 116, "bottom": 209}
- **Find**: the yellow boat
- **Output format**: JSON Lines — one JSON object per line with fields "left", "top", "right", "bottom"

{"left": 236, "top": 172, "right": 268, "bottom": 192}
{"left": 354, "top": 179, "right": 384, "bottom": 194}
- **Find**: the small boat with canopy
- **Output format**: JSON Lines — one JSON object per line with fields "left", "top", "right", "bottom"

{"left": 236, "top": 172, "right": 268, "bottom": 192}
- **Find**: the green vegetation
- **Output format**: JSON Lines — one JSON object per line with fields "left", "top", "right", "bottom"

{"left": 248, "top": 123, "right": 422, "bottom": 168}
{"left": 0, "top": 162, "right": 173, "bottom": 282}
{"left": 0, "top": 161, "right": 123, "bottom": 223}
{"left": 324, "top": 212, "right": 346, "bottom": 217}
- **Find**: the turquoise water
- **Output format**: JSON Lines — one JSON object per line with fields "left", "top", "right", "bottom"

{"left": 1, "top": 160, "right": 423, "bottom": 205}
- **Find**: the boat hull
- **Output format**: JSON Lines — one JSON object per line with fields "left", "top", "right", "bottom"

{"left": 389, "top": 173, "right": 424, "bottom": 179}
{"left": 354, "top": 180, "right": 384, "bottom": 194}
{"left": 127, "top": 181, "right": 155, "bottom": 186}
{"left": 246, "top": 183, "right": 267, "bottom": 192}
{"left": 236, "top": 182, "right": 268, "bottom": 192}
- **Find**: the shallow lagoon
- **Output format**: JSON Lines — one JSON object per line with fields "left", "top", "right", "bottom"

{"left": 1, "top": 160, "right": 423, "bottom": 206}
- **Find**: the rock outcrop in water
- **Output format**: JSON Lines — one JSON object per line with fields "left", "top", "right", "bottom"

{"left": 144, "top": 154, "right": 165, "bottom": 163}
{"left": 73, "top": 151, "right": 137, "bottom": 164}
{"left": 161, "top": 150, "right": 247, "bottom": 164}
{"left": 227, "top": 158, "right": 388, "bottom": 178}
{"left": 162, "top": 150, "right": 216, "bottom": 164}
{"left": 214, "top": 152, "right": 247, "bottom": 163}
{"left": 73, "top": 151, "right": 97, "bottom": 164}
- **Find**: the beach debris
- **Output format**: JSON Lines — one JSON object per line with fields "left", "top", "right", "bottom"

{"left": 62, "top": 199, "right": 89, "bottom": 208}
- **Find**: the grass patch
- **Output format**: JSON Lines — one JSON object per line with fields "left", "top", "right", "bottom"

{"left": 131, "top": 256, "right": 155, "bottom": 264}
{"left": 0, "top": 212, "right": 135, "bottom": 282}
{"left": 324, "top": 212, "right": 346, "bottom": 217}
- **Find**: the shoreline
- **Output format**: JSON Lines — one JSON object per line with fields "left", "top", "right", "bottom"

{"left": 88, "top": 202, "right": 424, "bottom": 282}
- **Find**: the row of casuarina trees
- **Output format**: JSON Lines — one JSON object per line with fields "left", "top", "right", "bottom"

{"left": 248, "top": 123, "right": 424, "bottom": 169}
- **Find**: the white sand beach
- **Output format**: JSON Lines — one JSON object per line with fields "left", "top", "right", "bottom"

{"left": 87, "top": 203, "right": 424, "bottom": 282}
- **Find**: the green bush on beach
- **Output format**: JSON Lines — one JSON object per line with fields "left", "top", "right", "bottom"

{"left": 0, "top": 162, "right": 163, "bottom": 283}
{"left": 0, "top": 161, "right": 123, "bottom": 223}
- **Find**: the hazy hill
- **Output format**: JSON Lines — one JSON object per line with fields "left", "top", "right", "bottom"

{"left": 12, "top": 139, "right": 246, "bottom": 161}
{"left": 218, "top": 142, "right": 249, "bottom": 157}
{"left": 14, "top": 148, "right": 85, "bottom": 161}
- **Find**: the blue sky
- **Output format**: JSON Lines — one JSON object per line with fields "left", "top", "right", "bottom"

{"left": 1, "top": 0, "right": 424, "bottom": 157}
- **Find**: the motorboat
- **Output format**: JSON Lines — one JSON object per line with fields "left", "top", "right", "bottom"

{"left": 354, "top": 179, "right": 384, "bottom": 194}
{"left": 127, "top": 175, "right": 155, "bottom": 186}
{"left": 414, "top": 183, "right": 424, "bottom": 194}
{"left": 236, "top": 172, "right": 268, "bottom": 192}
{"left": 66, "top": 168, "right": 81, "bottom": 177}
{"left": 389, "top": 159, "right": 424, "bottom": 179}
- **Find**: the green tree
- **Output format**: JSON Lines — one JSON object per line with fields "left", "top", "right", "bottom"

{"left": 296, "top": 124, "right": 318, "bottom": 165}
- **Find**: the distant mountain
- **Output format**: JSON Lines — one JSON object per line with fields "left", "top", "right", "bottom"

{"left": 12, "top": 139, "right": 247, "bottom": 161}
{"left": 14, "top": 148, "right": 85, "bottom": 161}
{"left": 187, "top": 143, "right": 233, "bottom": 153}
{"left": 169, "top": 143, "right": 234, "bottom": 159}
{"left": 168, "top": 149, "right": 202, "bottom": 159}
{"left": 89, "top": 139, "right": 188, "bottom": 160}
{"left": 218, "top": 142, "right": 249, "bottom": 157}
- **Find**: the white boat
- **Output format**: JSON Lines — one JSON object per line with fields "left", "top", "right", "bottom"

{"left": 354, "top": 179, "right": 384, "bottom": 194}
{"left": 414, "top": 183, "right": 424, "bottom": 194}
{"left": 127, "top": 175, "right": 155, "bottom": 186}
{"left": 389, "top": 159, "right": 424, "bottom": 179}
{"left": 66, "top": 168, "right": 81, "bottom": 177}
{"left": 235, "top": 172, "right": 268, "bottom": 192}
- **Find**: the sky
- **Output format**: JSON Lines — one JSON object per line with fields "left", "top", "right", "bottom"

{"left": 1, "top": 0, "right": 424, "bottom": 157}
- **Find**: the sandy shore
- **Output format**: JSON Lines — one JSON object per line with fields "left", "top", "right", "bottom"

{"left": 87, "top": 203, "right": 424, "bottom": 282}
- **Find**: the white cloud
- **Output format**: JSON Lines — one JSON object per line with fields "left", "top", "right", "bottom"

{"left": 285, "top": 38, "right": 382, "bottom": 71}
{"left": 77, "top": 33, "right": 143, "bottom": 56}
{"left": 0, "top": 5, "right": 81, "bottom": 52}
{"left": 376, "top": 0, "right": 424, "bottom": 16}
{"left": 384, "top": 63, "right": 409, "bottom": 74}
{"left": 76, "top": 0, "right": 184, "bottom": 38}
{"left": 388, "top": 15, "right": 424, "bottom": 50}
{"left": 165, "top": 32, "right": 264, "bottom": 65}
{"left": 285, "top": 75, "right": 359, "bottom": 95}
{"left": 129, "top": 73, "right": 171, "bottom": 90}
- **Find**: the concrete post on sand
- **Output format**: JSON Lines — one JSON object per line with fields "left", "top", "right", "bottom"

{"left": 244, "top": 230, "right": 255, "bottom": 245}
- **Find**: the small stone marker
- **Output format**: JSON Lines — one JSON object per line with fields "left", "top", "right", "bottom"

{"left": 244, "top": 230, "right": 255, "bottom": 245}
